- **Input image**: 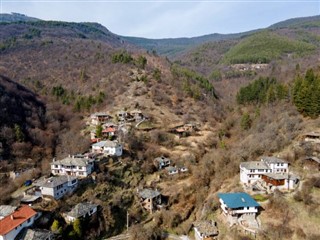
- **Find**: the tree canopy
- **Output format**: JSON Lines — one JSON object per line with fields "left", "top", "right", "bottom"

{"left": 293, "top": 68, "right": 320, "bottom": 118}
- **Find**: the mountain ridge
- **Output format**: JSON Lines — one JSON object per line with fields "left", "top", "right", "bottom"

{"left": 1, "top": 13, "right": 319, "bottom": 57}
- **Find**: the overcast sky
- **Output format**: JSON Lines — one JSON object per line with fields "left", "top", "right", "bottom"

{"left": 1, "top": 0, "right": 320, "bottom": 38}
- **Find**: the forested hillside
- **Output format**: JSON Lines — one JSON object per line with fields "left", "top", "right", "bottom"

{"left": 1, "top": 13, "right": 320, "bottom": 240}
{"left": 222, "top": 31, "right": 315, "bottom": 64}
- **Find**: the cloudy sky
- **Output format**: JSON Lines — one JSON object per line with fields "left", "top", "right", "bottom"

{"left": 1, "top": 0, "right": 320, "bottom": 38}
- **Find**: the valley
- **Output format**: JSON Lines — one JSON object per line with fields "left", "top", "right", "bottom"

{"left": 0, "top": 13, "right": 320, "bottom": 240}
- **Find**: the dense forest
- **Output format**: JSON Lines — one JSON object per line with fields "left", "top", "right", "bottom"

{"left": 293, "top": 68, "right": 320, "bottom": 118}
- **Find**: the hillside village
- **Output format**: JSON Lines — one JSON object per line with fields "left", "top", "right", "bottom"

{"left": 0, "top": 13, "right": 320, "bottom": 240}
{"left": 1, "top": 102, "right": 320, "bottom": 240}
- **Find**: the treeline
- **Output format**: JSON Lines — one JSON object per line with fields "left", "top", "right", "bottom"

{"left": 111, "top": 51, "right": 147, "bottom": 69}
{"left": 52, "top": 85, "right": 105, "bottom": 112}
{"left": 237, "top": 69, "right": 320, "bottom": 118}
{"left": 293, "top": 68, "right": 320, "bottom": 118}
{"left": 236, "top": 77, "right": 288, "bottom": 105}
{"left": 171, "top": 64, "right": 218, "bottom": 100}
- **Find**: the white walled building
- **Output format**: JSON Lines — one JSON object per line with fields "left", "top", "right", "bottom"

{"left": 260, "top": 156, "right": 289, "bottom": 173}
{"left": 92, "top": 140, "right": 123, "bottom": 157}
{"left": 193, "top": 220, "right": 219, "bottom": 240}
{"left": 218, "top": 192, "right": 260, "bottom": 226}
{"left": 63, "top": 202, "right": 98, "bottom": 223}
{"left": 240, "top": 161, "right": 271, "bottom": 184}
{"left": 90, "top": 112, "right": 112, "bottom": 126}
{"left": 51, "top": 155, "right": 95, "bottom": 178}
{"left": 34, "top": 176, "right": 78, "bottom": 200}
{"left": 0, "top": 205, "right": 38, "bottom": 240}
{"left": 240, "top": 157, "right": 289, "bottom": 184}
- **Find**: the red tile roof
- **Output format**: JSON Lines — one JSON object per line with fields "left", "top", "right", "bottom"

{"left": 102, "top": 127, "right": 116, "bottom": 133}
{"left": 0, "top": 205, "right": 37, "bottom": 235}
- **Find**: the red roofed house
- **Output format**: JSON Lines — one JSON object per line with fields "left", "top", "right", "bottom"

{"left": 0, "top": 205, "right": 37, "bottom": 240}
{"left": 102, "top": 127, "right": 117, "bottom": 138}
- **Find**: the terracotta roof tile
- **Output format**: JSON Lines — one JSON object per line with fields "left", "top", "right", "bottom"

{"left": 0, "top": 205, "right": 37, "bottom": 235}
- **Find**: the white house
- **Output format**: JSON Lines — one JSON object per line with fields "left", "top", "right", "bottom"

{"left": 218, "top": 192, "right": 260, "bottom": 226}
{"left": 240, "top": 156, "right": 289, "bottom": 185}
{"left": 240, "top": 161, "right": 271, "bottom": 185}
{"left": 193, "top": 220, "right": 219, "bottom": 240}
{"left": 0, "top": 205, "right": 37, "bottom": 240}
{"left": 166, "top": 166, "right": 178, "bottom": 175}
{"left": 90, "top": 112, "right": 112, "bottom": 126}
{"left": 63, "top": 202, "right": 98, "bottom": 223}
{"left": 51, "top": 155, "right": 95, "bottom": 178}
{"left": 304, "top": 131, "right": 320, "bottom": 143}
{"left": 154, "top": 156, "right": 171, "bottom": 170}
{"left": 92, "top": 140, "right": 123, "bottom": 157}
{"left": 33, "top": 176, "right": 78, "bottom": 200}
{"left": 260, "top": 156, "right": 288, "bottom": 173}
{"left": 130, "top": 110, "right": 144, "bottom": 122}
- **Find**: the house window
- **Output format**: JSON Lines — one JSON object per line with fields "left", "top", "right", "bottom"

{"left": 78, "top": 166, "right": 83, "bottom": 170}
{"left": 55, "top": 165, "right": 58, "bottom": 168}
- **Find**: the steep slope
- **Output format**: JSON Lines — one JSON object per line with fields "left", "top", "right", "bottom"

{"left": 0, "top": 19, "right": 217, "bottom": 102}
{"left": 0, "top": 19, "right": 221, "bottom": 158}
{"left": 0, "top": 75, "right": 45, "bottom": 159}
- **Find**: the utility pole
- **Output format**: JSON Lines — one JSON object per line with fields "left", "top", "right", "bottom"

{"left": 127, "top": 211, "right": 129, "bottom": 232}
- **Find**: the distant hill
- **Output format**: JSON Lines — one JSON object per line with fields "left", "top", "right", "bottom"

{"left": 0, "top": 13, "right": 40, "bottom": 22}
{"left": 221, "top": 31, "right": 316, "bottom": 64}
{"left": 122, "top": 31, "right": 256, "bottom": 57}
{"left": 122, "top": 15, "right": 320, "bottom": 59}
{"left": 172, "top": 15, "right": 320, "bottom": 77}
{"left": 269, "top": 15, "right": 320, "bottom": 29}
{"left": 0, "top": 20, "right": 127, "bottom": 48}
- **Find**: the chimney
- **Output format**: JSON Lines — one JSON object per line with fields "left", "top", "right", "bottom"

{"left": 11, "top": 215, "right": 14, "bottom": 220}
